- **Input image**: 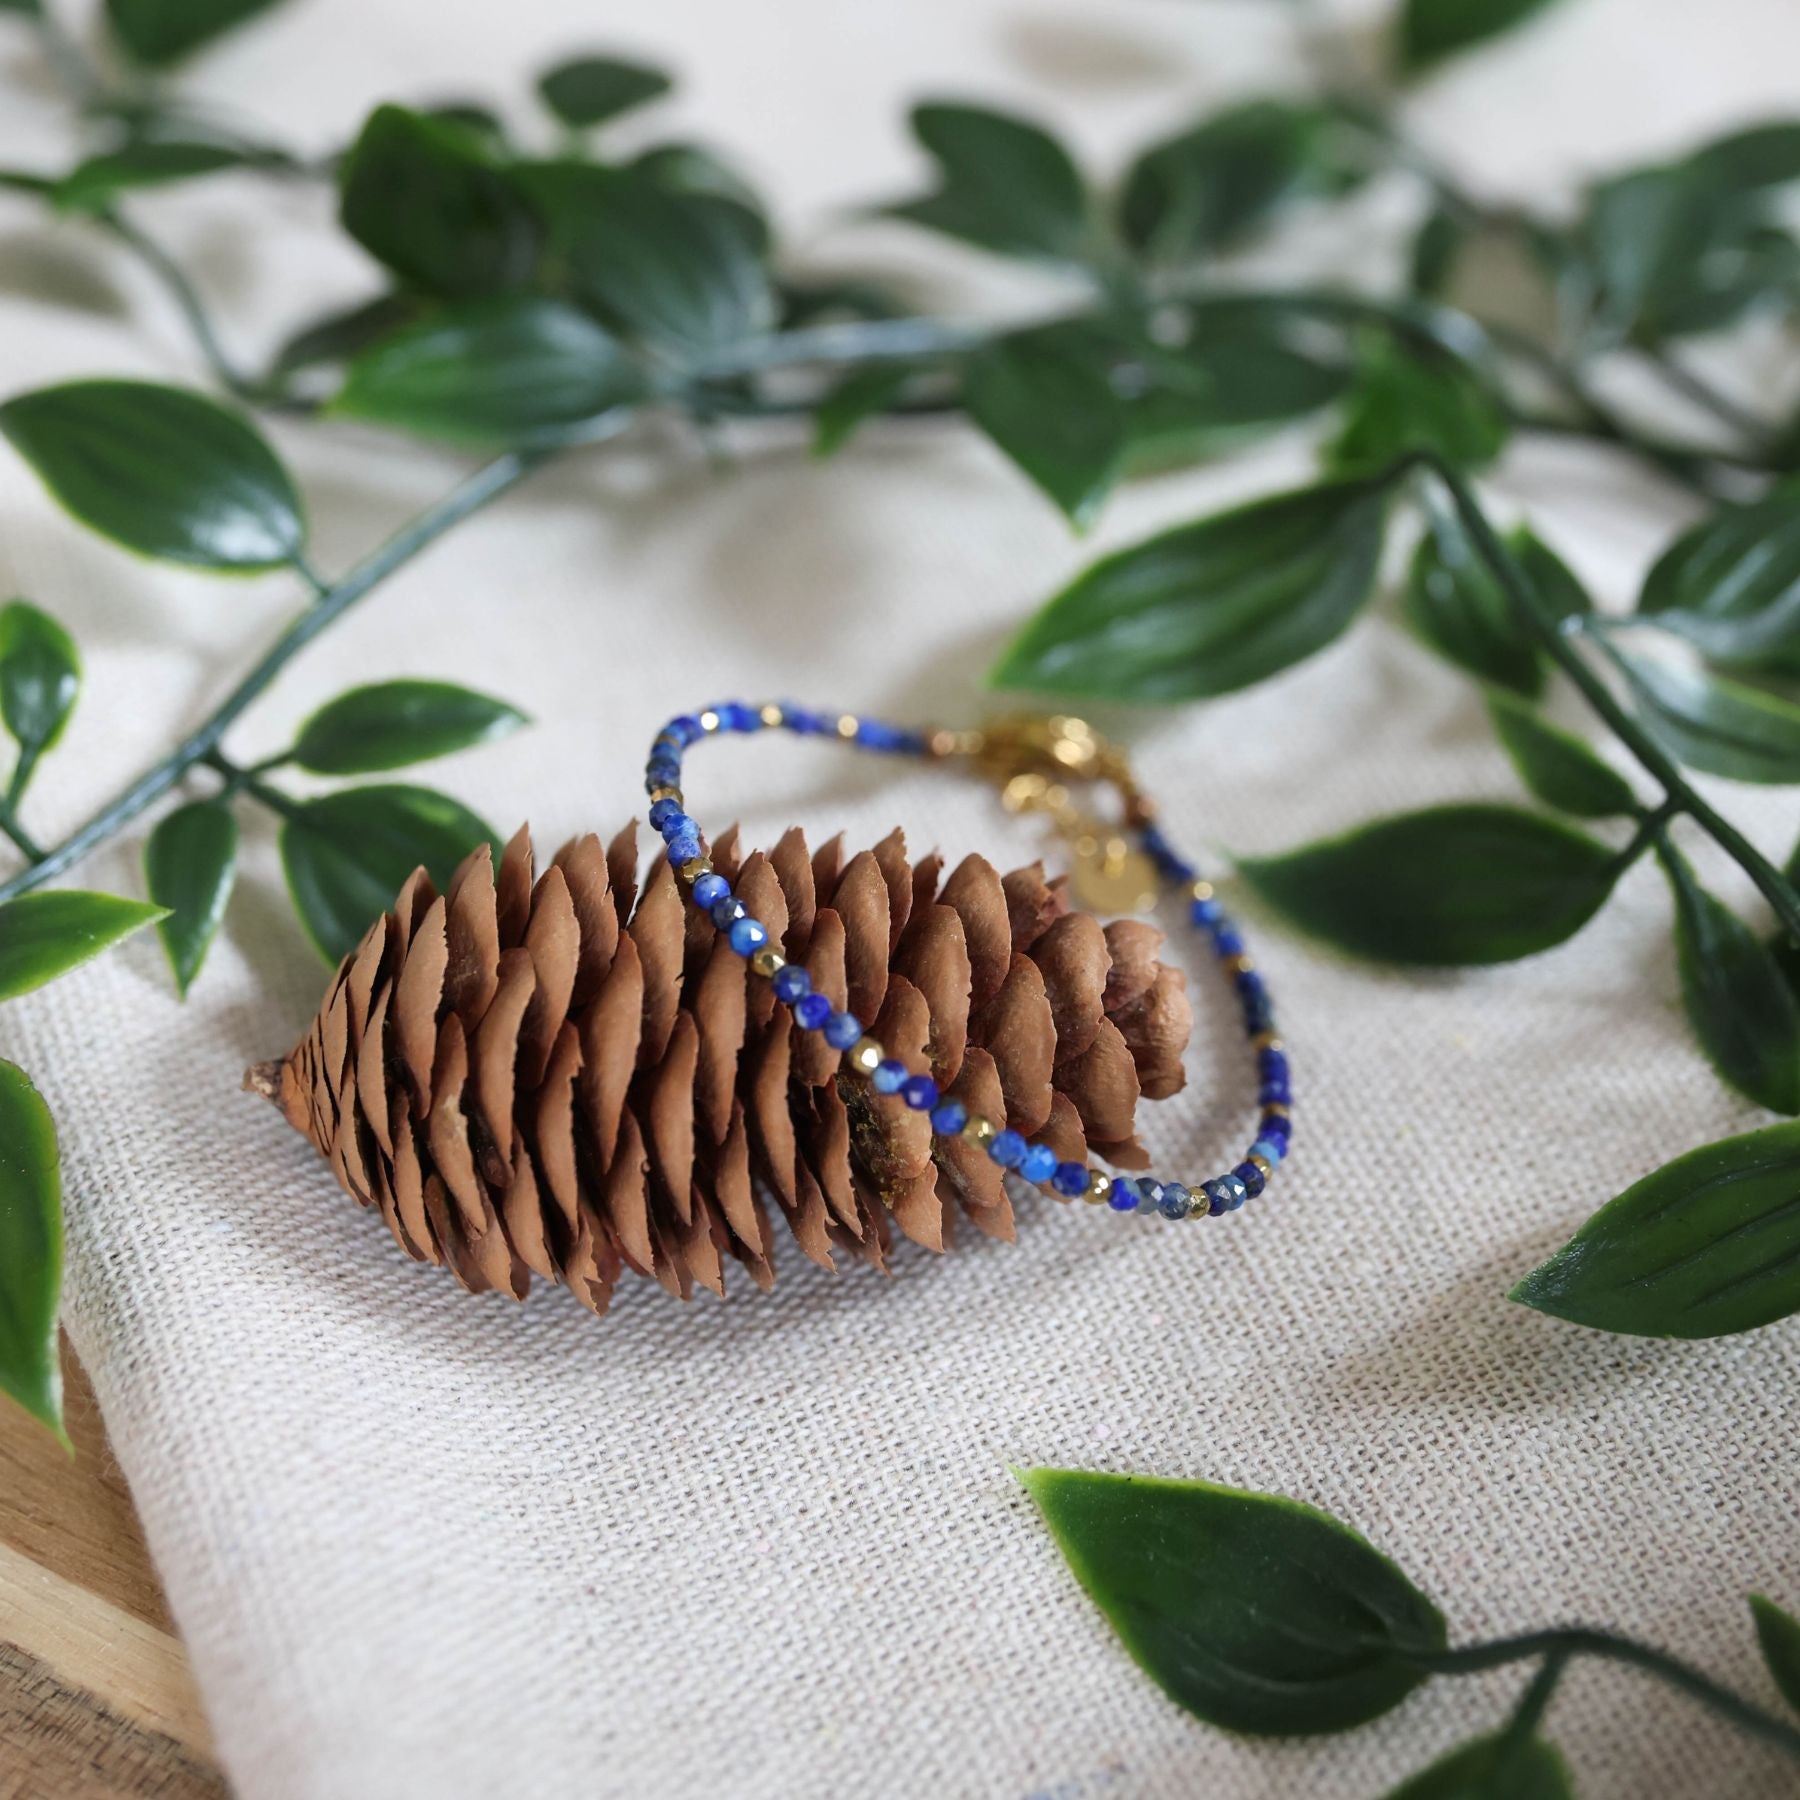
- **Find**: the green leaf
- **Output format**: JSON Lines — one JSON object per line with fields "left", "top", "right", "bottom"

{"left": 1635, "top": 475, "right": 1800, "bottom": 672}
{"left": 1326, "top": 336, "right": 1509, "bottom": 477}
{"left": 515, "top": 162, "right": 772, "bottom": 360}
{"left": 1398, "top": 0, "right": 1562, "bottom": 71}
{"left": 53, "top": 139, "right": 248, "bottom": 212}
{"left": 1409, "top": 207, "right": 1467, "bottom": 298}
{"left": 1486, "top": 690, "right": 1636, "bottom": 818}
{"left": 290, "top": 679, "right": 527, "bottom": 775}
{"left": 1693, "top": 123, "right": 1800, "bottom": 195}
{"left": 105, "top": 0, "right": 281, "bottom": 64}
{"left": 537, "top": 55, "right": 671, "bottom": 130}
{"left": 1385, "top": 1732, "right": 1575, "bottom": 1799}
{"left": 0, "top": 1061, "right": 63, "bottom": 1443}
{"left": 0, "top": 889, "right": 165, "bottom": 999}
{"left": 0, "top": 0, "right": 45, "bottom": 16}
{"left": 1019, "top": 1467, "right": 1445, "bottom": 1735}
{"left": 991, "top": 477, "right": 1389, "bottom": 702}
{"left": 629, "top": 143, "right": 769, "bottom": 235}
{"left": 0, "top": 599, "right": 80, "bottom": 775}
{"left": 1239, "top": 803, "right": 1621, "bottom": 966}
{"left": 885, "top": 102, "right": 1091, "bottom": 264}
{"left": 279, "top": 784, "right": 498, "bottom": 962}
{"left": 965, "top": 325, "right": 1124, "bottom": 527}
{"left": 812, "top": 364, "right": 911, "bottom": 459}
{"left": 340, "top": 105, "right": 538, "bottom": 299}
{"left": 1659, "top": 841, "right": 1800, "bottom": 1114}
{"left": 1511, "top": 1120, "right": 1800, "bottom": 1336}
{"left": 144, "top": 799, "right": 237, "bottom": 996}
{"left": 1405, "top": 513, "right": 1542, "bottom": 695}
{"left": 1619, "top": 652, "right": 1800, "bottom": 784}
{"left": 1750, "top": 1594, "right": 1800, "bottom": 1716}
{"left": 1119, "top": 100, "right": 1350, "bottom": 263}
{"left": 0, "top": 380, "right": 305, "bottom": 571}
{"left": 268, "top": 293, "right": 420, "bottom": 381}
{"left": 332, "top": 296, "right": 641, "bottom": 446}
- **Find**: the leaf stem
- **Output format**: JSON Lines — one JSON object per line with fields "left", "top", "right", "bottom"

{"left": 1500, "top": 1647, "right": 1569, "bottom": 1746}
{"left": 0, "top": 800, "right": 45, "bottom": 862}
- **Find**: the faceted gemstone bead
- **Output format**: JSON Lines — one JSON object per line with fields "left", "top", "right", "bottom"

{"left": 771, "top": 964, "right": 811, "bottom": 1005}
{"left": 1020, "top": 1143, "right": 1059, "bottom": 1184}
{"left": 1250, "top": 1136, "right": 1285, "bottom": 1168}
{"left": 656, "top": 808, "right": 696, "bottom": 842}
{"left": 666, "top": 832, "right": 702, "bottom": 867}
{"left": 1053, "top": 1161, "right": 1090, "bottom": 1198}
{"left": 872, "top": 1059, "right": 908, "bottom": 1095}
{"left": 728, "top": 917, "right": 768, "bottom": 957}
{"left": 929, "top": 1099, "right": 968, "bottom": 1136}
{"left": 1107, "top": 1179, "right": 1139, "bottom": 1213}
{"left": 1258, "top": 1049, "right": 1288, "bottom": 1083}
{"left": 1190, "top": 896, "right": 1223, "bottom": 927}
{"left": 824, "top": 1011, "right": 863, "bottom": 1051}
{"left": 794, "top": 992, "right": 832, "bottom": 1031}
{"left": 1233, "top": 1159, "right": 1266, "bottom": 1198}
{"left": 1258, "top": 1078, "right": 1291, "bottom": 1106}
{"left": 988, "top": 1128, "right": 1027, "bottom": 1168}
{"left": 692, "top": 872, "right": 730, "bottom": 911}
{"left": 1219, "top": 1173, "right": 1249, "bottom": 1210}
{"left": 1204, "top": 1180, "right": 1231, "bottom": 1216}
{"left": 900, "top": 1074, "right": 939, "bottom": 1111}
{"left": 1156, "top": 1182, "right": 1192, "bottom": 1220}
{"left": 648, "top": 797, "right": 683, "bottom": 833}
{"left": 1213, "top": 927, "right": 1245, "bottom": 959}
{"left": 720, "top": 701, "right": 760, "bottom": 732}
{"left": 710, "top": 895, "right": 748, "bottom": 930}
{"left": 666, "top": 715, "right": 704, "bottom": 746}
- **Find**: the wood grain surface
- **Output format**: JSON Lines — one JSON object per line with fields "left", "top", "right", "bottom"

{"left": 0, "top": 1342, "right": 226, "bottom": 1799}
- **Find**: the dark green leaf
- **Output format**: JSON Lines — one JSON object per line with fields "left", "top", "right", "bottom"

{"left": 1326, "top": 336, "right": 1509, "bottom": 477}
{"left": 290, "top": 679, "right": 526, "bottom": 775}
{"left": 0, "top": 169, "right": 55, "bottom": 195}
{"left": 53, "top": 140, "right": 248, "bottom": 212}
{"left": 144, "top": 799, "right": 237, "bottom": 995}
{"left": 1119, "top": 100, "right": 1352, "bottom": 263}
{"left": 1511, "top": 1120, "right": 1800, "bottom": 1336}
{"left": 1019, "top": 1467, "right": 1445, "bottom": 1735}
{"left": 1486, "top": 690, "right": 1636, "bottom": 818}
{"left": 339, "top": 105, "right": 538, "bottom": 299}
{"left": 1398, "top": 0, "right": 1562, "bottom": 71}
{"left": 515, "top": 162, "right": 772, "bottom": 360}
{"left": 1659, "top": 841, "right": 1800, "bottom": 1114}
{"left": 885, "top": 102, "right": 1090, "bottom": 264}
{"left": 105, "top": 0, "right": 281, "bottom": 64}
{"left": 991, "top": 477, "right": 1389, "bottom": 701}
{"left": 537, "top": 55, "right": 671, "bottom": 130}
{"left": 0, "top": 0, "right": 45, "bottom": 16}
{"left": 0, "top": 599, "right": 80, "bottom": 772}
{"left": 812, "top": 364, "right": 911, "bottom": 459}
{"left": 279, "top": 784, "right": 498, "bottom": 962}
{"left": 0, "top": 889, "right": 165, "bottom": 999}
{"left": 1409, "top": 207, "right": 1466, "bottom": 298}
{"left": 417, "top": 102, "right": 508, "bottom": 147}
{"left": 0, "top": 1060, "right": 63, "bottom": 1443}
{"left": 1750, "top": 1594, "right": 1800, "bottom": 1716}
{"left": 1635, "top": 476, "right": 1800, "bottom": 672}
{"left": 1385, "top": 1732, "right": 1575, "bottom": 1799}
{"left": 1405, "top": 513, "right": 1542, "bottom": 695}
{"left": 332, "top": 296, "right": 641, "bottom": 445}
{"left": 965, "top": 326, "right": 1123, "bottom": 527}
{"left": 0, "top": 380, "right": 305, "bottom": 571}
{"left": 268, "top": 294, "right": 420, "bottom": 381}
{"left": 1239, "top": 803, "right": 1621, "bottom": 966}
{"left": 1619, "top": 652, "right": 1800, "bottom": 784}
{"left": 629, "top": 143, "right": 768, "bottom": 237}
{"left": 1693, "top": 124, "right": 1800, "bottom": 195}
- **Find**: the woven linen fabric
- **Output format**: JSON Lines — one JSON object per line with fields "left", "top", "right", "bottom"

{"left": 5, "top": 0, "right": 1800, "bottom": 1793}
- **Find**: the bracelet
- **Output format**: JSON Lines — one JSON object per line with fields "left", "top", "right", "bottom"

{"left": 642, "top": 702, "right": 1291, "bottom": 1223}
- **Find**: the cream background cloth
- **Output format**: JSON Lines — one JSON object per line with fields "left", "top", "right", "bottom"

{"left": 4, "top": 0, "right": 1800, "bottom": 1794}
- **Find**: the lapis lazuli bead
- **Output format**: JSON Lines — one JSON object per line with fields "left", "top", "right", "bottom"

{"left": 795, "top": 992, "right": 832, "bottom": 1030}
{"left": 1190, "top": 896, "right": 1223, "bottom": 927}
{"left": 1020, "top": 1143, "right": 1059, "bottom": 1184}
{"left": 772, "top": 964, "right": 811, "bottom": 1006}
{"left": 1156, "top": 1182, "right": 1192, "bottom": 1220}
{"left": 1107, "top": 1180, "right": 1139, "bottom": 1212}
{"left": 711, "top": 895, "right": 747, "bottom": 929}
{"left": 1218, "top": 1173, "right": 1249, "bottom": 1210}
{"left": 692, "top": 872, "right": 730, "bottom": 911}
{"left": 1233, "top": 1160, "right": 1266, "bottom": 1198}
{"left": 720, "top": 701, "right": 760, "bottom": 732}
{"left": 1259, "top": 1112, "right": 1292, "bottom": 1142}
{"left": 1053, "top": 1161, "right": 1090, "bottom": 1197}
{"left": 1204, "top": 1180, "right": 1231, "bottom": 1216}
{"left": 647, "top": 798, "right": 682, "bottom": 833}
{"left": 1258, "top": 1080, "right": 1291, "bottom": 1107}
{"left": 1258, "top": 1049, "right": 1288, "bottom": 1082}
{"left": 666, "top": 833, "right": 702, "bottom": 867}
{"left": 655, "top": 807, "right": 694, "bottom": 841}
{"left": 872, "top": 1059, "right": 907, "bottom": 1095}
{"left": 728, "top": 917, "right": 768, "bottom": 957}
{"left": 989, "top": 1128, "right": 1027, "bottom": 1168}
{"left": 667, "top": 715, "right": 704, "bottom": 746}
{"left": 1251, "top": 1137, "right": 1285, "bottom": 1168}
{"left": 824, "top": 1011, "right": 863, "bottom": 1051}
{"left": 929, "top": 1099, "right": 967, "bottom": 1136}
{"left": 1213, "top": 927, "right": 1245, "bottom": 958}
{"left": 901, "top": 1074, "right": 939, "bottom": 1111}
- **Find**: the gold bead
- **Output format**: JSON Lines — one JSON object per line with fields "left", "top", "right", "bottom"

{"left": 648, "top": 785, "right": 683, "bottom": 807}
{"left": 1222, "top": 952, "right": 1255, "bottom": 977}
{"left": 698, "top": 709, "right": 722, "bottom": 733}
{"left": 1262, "top": 1101, "right": 1290, "bottom": 1119}
{"left": 679, "top": 855, "right": 713, "bottom": 883}
{"left": 1085, "top": 1171, "right": 1112, "bottom": 1206}
{"left": 759, "top": 702, "right": 784, "bottom": 728}
{"left": 1189, "top": 878, "right": 1214, "bottom": 903}
{"left": 1247, "top": 1154, "right": 1273, "bottom": 1179}
{"left": 1250, "top": 1030, "right": 1284, "bottom": 1053}
{"left": 836, "top": 713, "right": 860, "bottom": 739}
{"left": 847, "top": 1037, "right": 884, "bottom": 1076}
{"left": 962, "top": 1114, "right": 996, "bottom": 1147}
{"left": 750, "top": 945, "right": 785, "bottom": 979}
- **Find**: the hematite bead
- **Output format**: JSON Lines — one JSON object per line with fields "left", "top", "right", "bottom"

{"left": 1156, "top": 1182, "right": 1193, "bottom": 1220}
{"left": 692, "top": 872, "right": 730, "bottom": 911}
{"left": 824, "top": 1011, "right": 863, "bottom": 1051}
{"left": 1232, "top": 1159, "right": 1266, "bottom": 1198}
{"left": 794, "top": 992, "right": 832, "bottom": 1030}
{"left": 901, "top": 1074, "right": 939, "bottom": 1111}
{"left": 1053, "top": 1161, "right": 1090, "bottom": 1198}
{"left": 1020, "top": 1143, "right": 1058, "bottom": 1184}
{"left": 710, "top": 895, "right": 747, "bottom": 930}
{"left": 929, "top": 1099, "right": 967, "bottom": 1136}
{"left": 728, "top": 917, "right": 768, "bottom": 957}
{"left": 872, "top": 1058, "right": 907, "bottom": 1095}
{"left": 771, "top": 964, "right": 811, "bottom": 1006}
{"left": 989, "top": 1128, "right": 1027, "bottom": 1168}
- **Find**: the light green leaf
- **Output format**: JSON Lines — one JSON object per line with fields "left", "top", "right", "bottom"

{"left": 1239, "top": 804, "right": 1621, "bottom": 966}
{"left": 0, "top": 380, "right": 305, "bottom": 571}
{"left": 144, "top": 799, "right": 237, "bottom": 996}
{"left": 537, "top": 55, "right": 672, "bottom": 130}
{"left": 1750, "top": 1594, "right": 1800, "bottom": 1716}
{"left": 1020, "top": 1467, "right": 1445, "bottom": 1735}
{"left": 0, "top": 1060, "right": 63, "bottom": 1443}
{"left": 1659, "top": 841, "right": 1800, "bottom": 1114}
{"left": 105, "top": 0, "right": 281, "bottom": 64}
{"left": 53, "top": 140, "right": 249, "bottom": 212}
{"left": 812, "top": 364, "right": 911, "bottom": 459}
{"left": 279, "top": 784, "right": 498, "bottom": 962}
{"left": 332, "top": 296, "right": 641, "bottom": 445}
{"left": 1385, "top": 1732, "right": 1575, "bottom": 1799}
{"left": 1511, "top": 1121, "right": 1800, "bottom": 1336}
{"left": 991, "top": 477, "right": 1389, "bottom": 701}
{"left": 1486, "top": 690, "right": 1636, "bottom": 818}
{"left": 290, "top": 679, "right": 527, "bottom": 775}
{"left": 0, "top": 599, "right": 80, "bottom": 776}
{"left": 0, "top": 889, "right": 165, "bottom": 999}
{"left": 1398, "top": 0, "right": 1563, "bottom": 71}
{"left": 1326, "top": 336, "right": 1509, "bottom": 477}
{"left": 1619, "top": 652, "right": 1800, "bottom": 784}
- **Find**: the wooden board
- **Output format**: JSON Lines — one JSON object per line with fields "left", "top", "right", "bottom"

{"left": 0, "top": 1342, "right": 227, "bottom": 1798}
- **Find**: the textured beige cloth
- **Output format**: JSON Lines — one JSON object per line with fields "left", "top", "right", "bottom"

{"left": 4, "top": 0, "right": 1800, "bottom": 1794}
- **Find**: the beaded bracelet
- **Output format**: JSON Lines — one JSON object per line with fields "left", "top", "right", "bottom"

{"left": 642, "top": 702, "right": 1291, "bottom": 1223}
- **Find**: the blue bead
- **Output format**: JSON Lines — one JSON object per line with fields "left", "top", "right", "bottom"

{"left": 1156, "top": 1182, "right": 1192, "bottom": 1220}
{"left": 824, "top": 1011, "right": 863, "bottom": 1050}
{"left": 1233, "top": 1159, "right": 1266, "bottom": 1198}
{"left": 1218, "top": 1173, "right": 1249, "bottom": 1211}
{"left": 1237, "top": 971, "right": 1266, "bottom": 1001}
{"left": 666, "top": 715, "right": 704, "bottom": 746}
{"left": 656, "top": 807, "right": 695, "bottom": 842}
{"left": 1136, "top": 1183, "right": 1163, "bottom": 1214}
{"left": 1213, "top": 927, "right": 1245, "bottom": 958}
{"left": 1258, "top": 1049, "right": 1288, "bottom": 1082}
{"left": 647, "top": 797, "right": 681, "bottom": 832}
{"left": 692, "top": 872, "right": 730, "bottom": 911}
{"left": 1020, "top": 1144, "right": 1059, "bottom": 1184}
{"left": 728, "top": 917, "right": 768, "bottom": 957}
{"left": 720, "top": 701, "right": 760, "bottom": 732}
{"left": 1259, "top": 1112, "right": 1292, "bottom": 1142}
{"left": 1258, "top": 1080, "right": 1291, "bottom": 1107}
{"left": 1053, "top": 1161, "right": 1089, "bottom": 1197}
{"left": 989, "top": 1128, "right": 1027, "bottom": 1168}
{"left": 666, "top": 833, "right": 702, "bottom": 867}
{"left": 772, "top": 964, "right": 811, "bottom": 1005}
{"left": 1107, "top": 1181, "right": 1138, "bottom": 1212}
{"left": 1251, "top": 1137, "right": 1285, "bottom": 1168}
{"left": 795, "top": 992, "right": 832, "bottom": 1030}
{"left": 1204, "top": 1180, "right": 1231, "bottom": 1217}
{"left": 901, "top": 1074, "right": 939, "bottom": 1111}
{"left": 1190, "top": 896, "right": 1223, "bottom": 927}
{"left": 711, "top": 895, "right": 747, "bottom": 929}
{"left": 929, "top": 1099, "right": 967, "bottom": 1135}
{"left": 872, "top": 1059, "right": 907, "bottom": 1094}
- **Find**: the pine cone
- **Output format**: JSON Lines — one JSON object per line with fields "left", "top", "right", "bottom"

{"left": 249, "top": 821, "right": 1193, "bottom": 1310}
